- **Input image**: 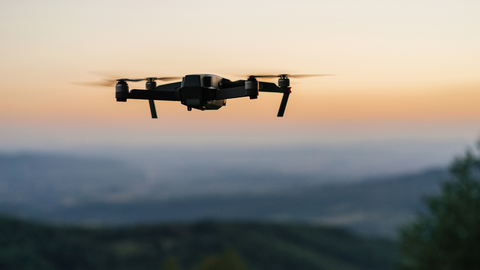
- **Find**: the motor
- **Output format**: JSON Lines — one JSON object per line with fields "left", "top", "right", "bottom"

{"left": 115, "top": 80, "right": 128, "bottom": 102}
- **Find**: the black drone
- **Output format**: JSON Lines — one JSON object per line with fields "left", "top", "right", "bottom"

{"left": 96, "top": 74, "right": 330, "bottom": 118}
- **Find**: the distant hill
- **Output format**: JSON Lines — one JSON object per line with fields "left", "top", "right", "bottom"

{"left": 0, "top": 153, "right": 145, "bottom": 213}
{"left": 0, "top": 153, "right": 448, "bottom": 237}
{"left": 38, "top": 168, "right": 446, "bottom": 237}
{"left": 0, "top": 215, "right": 395, "bottom": 270}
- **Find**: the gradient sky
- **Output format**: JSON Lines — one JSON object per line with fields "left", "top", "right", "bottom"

{"left": 1, "top": 0, "right": 480, "bottom": 175}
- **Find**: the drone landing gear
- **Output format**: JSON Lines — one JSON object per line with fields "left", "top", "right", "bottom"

{"left": 277, "top": 75, "right": 291, "bottom": 117}
{"left": 146, "top": 78, "right": 158, "bottom": 119}
{"left": 187, "top": 106, "right": 192, "bottom": 111}
{"left": 277, "top": 89, "right": 291, "bottom": 117}
{"left": 149, "top": 100, "right": 157, "bottom": 118}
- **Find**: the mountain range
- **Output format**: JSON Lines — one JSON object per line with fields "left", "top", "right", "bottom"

{"left": 0, "top": 152, "right": 448, "bottom": 238}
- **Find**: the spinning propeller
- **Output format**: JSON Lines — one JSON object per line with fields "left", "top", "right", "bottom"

{"left": 78, "top": 76, "right": 182, "bottom": 87}
{"left": 248, "top": 74, "right": 334, "bottom": 79}
{"left": 243, "top": 74, "right": 334, "bottom": 116}
{"left": 76, "top": 76, "right": 181, "bottom": 119}
{"left": 75, "top": 72, "right": 334, "bottom": 118}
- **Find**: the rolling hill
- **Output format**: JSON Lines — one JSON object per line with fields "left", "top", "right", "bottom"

{"left": 0, "top": 153, "right": 447, "bottom": 237}
{"left": 0, "top": 215, "right": 396, "bottom": 270}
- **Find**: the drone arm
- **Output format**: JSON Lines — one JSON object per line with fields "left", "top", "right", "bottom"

{"left": 156, "top": 81, "right": 182, "bottom": 91}
{"left": 257, "top": 82, "right": 290, "bottom": 117}
{"left": 215, "top": 86, "right": 250, "bottom": 100}
{"left": 258, "top": 82, "right": 282, "bottom": 93}
{"left": 122, "top": 82, "right": 180, "bottom": 101}
{"left": 128, "top": 90, "right": 178, "bottom": 101}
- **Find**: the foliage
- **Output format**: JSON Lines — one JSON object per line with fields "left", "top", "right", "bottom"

{"left": 0, "top": 217, "right": 395, "bottom": 270}
{"left": 162, "top": 257, "right": 182, "bottom": 270}
{"left": 192, "top": 249, "right": 248, "bottom": 270}
{"left": 398, "top": 142, "right": 480, "bottom": 269}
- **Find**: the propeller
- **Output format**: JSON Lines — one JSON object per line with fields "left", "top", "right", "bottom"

{"left": 74, "top": 76, "right": 182, "bottom": 87}
{"left": 250, "top": 74, "right": 334, "bottom": 79}
{"left": 243, "top": 74, "right": 334, "bottom": 117}
{"left": 120, "top": 76, "right": 183, "bottom": 82}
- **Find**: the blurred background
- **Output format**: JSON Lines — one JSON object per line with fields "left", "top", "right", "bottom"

{"left": 1, "top": 0, "right": 479, "bottom": 269}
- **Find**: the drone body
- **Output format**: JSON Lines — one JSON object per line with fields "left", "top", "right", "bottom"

{"left": 113, "top": 73, "right": 328, "bottom": 118}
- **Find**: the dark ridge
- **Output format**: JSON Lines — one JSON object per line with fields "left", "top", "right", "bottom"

{"left": 0, "top": 215, "right": 396, "bottom": 270}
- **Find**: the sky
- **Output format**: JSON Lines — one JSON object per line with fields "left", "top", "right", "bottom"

{"left": 1, "top": 0, "right": 480, "bottom": 179}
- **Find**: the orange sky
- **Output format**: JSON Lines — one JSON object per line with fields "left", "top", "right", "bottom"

{"left": 1, "top": 0, "right": 480, "bottom": 152}
{"left": 2, "top": 77, "right": 479, "bottom": 126}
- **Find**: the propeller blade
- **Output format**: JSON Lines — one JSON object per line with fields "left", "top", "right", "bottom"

{"left": 149, "top": 100, "right": 158, "bottom": 119}
{"left": 121, "top": 78, "right": 145, "bottom": 82}
{"left": 148, "top": 76, "right": 183, "bottom": 81}
{"left": 71, "top": 80, "right": 117, "bottom": 87}
{"left": 251, "top": 74, "right": 334, "bottom": 79}
{"left": 74, "top": 75, "right": 183, "bottom": 87}
{"left": 277, "top": 91, "right": 290, "bottom": 117}
{"left": 250, "top": 75, "right": 279, "bottom": 78}
{"left": 117, "top": 76, "right": 183, "bottom": 82}
{"left": 288, "top": 74, "right": 335, "bottom": 78}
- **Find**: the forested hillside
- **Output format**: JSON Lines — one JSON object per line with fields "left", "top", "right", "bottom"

{"left": 0, "top": 216, "right": 396, "bottom": 270}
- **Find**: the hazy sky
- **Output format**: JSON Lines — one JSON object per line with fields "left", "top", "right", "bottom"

{"left": 1, "top": 0, "right": 480, "bottom": 174}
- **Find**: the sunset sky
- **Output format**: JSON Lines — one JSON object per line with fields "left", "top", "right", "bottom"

{"left": 1, "top": 0, "right": 479, "bottom": 177}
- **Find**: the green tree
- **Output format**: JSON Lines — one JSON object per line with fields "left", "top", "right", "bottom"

{"left": 398, "top": 141, "right": 480, "bottom": 269}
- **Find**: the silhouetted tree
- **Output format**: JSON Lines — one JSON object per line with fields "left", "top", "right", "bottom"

{"left": 398, "top": 141, "right": 480, "bottom": 269}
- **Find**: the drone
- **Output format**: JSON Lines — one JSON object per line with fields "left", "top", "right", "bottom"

{"left": 94, "top": 74, "right": 330, "bottom": 118}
